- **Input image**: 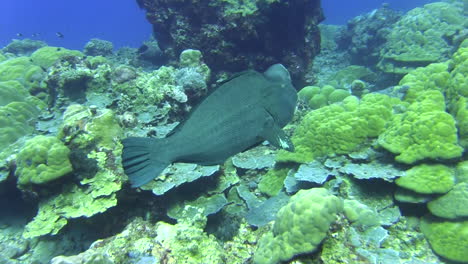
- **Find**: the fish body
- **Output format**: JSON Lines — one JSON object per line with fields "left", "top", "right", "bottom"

{"left": 122, "top": 64, "right": 297, "bottom": 187}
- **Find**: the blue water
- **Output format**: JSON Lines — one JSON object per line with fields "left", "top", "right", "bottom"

{"left": 0, "top": 0, "right": 150, "bottom": 50}
{"left": 1, "top": 0, "right": 438, "bottom": 51}
{"left": 322, "top": 0, "right": 438, "bottom": 24}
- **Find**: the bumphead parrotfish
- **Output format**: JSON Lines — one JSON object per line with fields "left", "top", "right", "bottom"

{"left": 122, "top": 64, "right": 297, "bottom": 187}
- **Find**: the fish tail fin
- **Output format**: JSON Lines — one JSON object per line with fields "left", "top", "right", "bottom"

{"left": 121, "top": 137, "right": 170, "bottom": 187}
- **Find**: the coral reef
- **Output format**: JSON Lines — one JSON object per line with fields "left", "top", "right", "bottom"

{"left": 1, "top": 2, "right": 467, "bottom": 262}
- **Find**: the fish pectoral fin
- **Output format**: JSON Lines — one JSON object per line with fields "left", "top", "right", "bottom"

{"left": 261, "top": 118, "right": 294, "bottom": 152}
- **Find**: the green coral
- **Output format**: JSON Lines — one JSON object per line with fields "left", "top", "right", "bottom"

{"left": 392, "top": 41, "right": 468, "bottom": 150}
{"left": 15, "top": 135, "right": 73, "bottom": 186}
{"left": 258, "top": 168, "right": 289, "bottom": 196}
{"left": 23, "top": 104, "right": 123, "bottom": 239}
{"left": 378, "top": 1, "right": 465, "bottom": 74}
{"left": 399, "top": 62, "right": 450, "bottom": 103}
{"left": 447, "top": 42, "right": 468, "bottom": 147}
{"left": 378, "top": 90, "right": 463, "bottom": 164}
{"left": 427, "top": 182, "right": 468, "bottom": 219}
{"left": 23, "top": 159, "right": 120, "bottom": 239}
{"left": 23, "top": 182, "right": 118, "bottom": 238}
{"left": 421, "top": 215, "right": 468, "bottom": 263}
{"left": 253, "top": 188, "right": 343, "bottom": 264}
{"left": 0, "top": 56, "right": 44, "bottom": 91}
{"left": 395, "top": 164, "right": 455, "bottom": 194}
{"left": 0, "top": 97, "right": 45, "bottom": 149}
{"left": 59, "top": 104, "right": 122, "bottom": 149}
{"left": 277, "top": 93, "right": 398, "bottom": 163}
{"left": 298, "top": 85, "right": 350, "bottom": 109}
{"left": 394, "top": 187, "right": 431, "bottom": 204}
{"left": 343, "top": 199, "right": 380, "bottom": 228}
{"left": 0, "top": 80, "right": 29, "bottom": 106}
{"left": 455, "top": 160, "right": 468, "bottom": 183}
{"left": 30, "top": 46, "right": 83, "bottom": 68}
{"left": 85, "top": 109, "right": 122, "bottom": 149}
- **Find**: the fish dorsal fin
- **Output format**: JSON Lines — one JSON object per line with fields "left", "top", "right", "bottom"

{"left": 261, "top": 109, "right": 294, "bottom": 152}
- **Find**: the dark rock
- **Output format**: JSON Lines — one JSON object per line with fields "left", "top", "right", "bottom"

{"left": 136, "top": 0, "right": 323, "bottom": 85}
{"left": 339, "top": 4, "right": 401, "bottom": 66}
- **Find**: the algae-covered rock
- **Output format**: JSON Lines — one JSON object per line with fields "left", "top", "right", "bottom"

{"left": 16, "top": 135, "right": 73, "bottom": 186}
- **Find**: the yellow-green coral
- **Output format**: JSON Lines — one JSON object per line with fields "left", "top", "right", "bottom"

{"left": 394, "top": 41, "right": 468, "bottom": 149}
{"left": 23, "top": 163, "right": 121, "bottom": 239}
{"left": 0, "top": 97, "right": 45, "bottom": 149}
{"left": 253, "top": 188, "right": 343, "bottom": 264}
{"left": 378, "top": 2, "right": 465, "bottom": 74}
{"left": 23, "top": 104, "right": 123, "bottom": 239}
{"left": 428, "top": 182, "right": 468, "bottom": 219}
{"left": 30, "top": 46, "right": 83, "bottom": 68}
{"left": 298, "top": 85, "right": 350, "bottom": 109}
{"left": 0, "top": 80, "right": 29, "bottom": 106}
{"left": 378, "top": 90, "right": 463, "bottom": 164}
{"left": 277, "top": 93, "right": 399, "bottom": 163}
{"left": 421, "top": 216, "right": 468, "bottom": 263}
{"left": 447, "top": 42, "right": 468, "bottom": 147}
{"left": 396, "top": 164, "right": 455, "bottom": 194}
{"left": 258, "top": 168, "right": 289, "bottom": 196}
{"left": 0, "top": 56, "right": 44, "bottom": 92}
{"left": 16, "top": 135, "right": 73, "bottom": 186}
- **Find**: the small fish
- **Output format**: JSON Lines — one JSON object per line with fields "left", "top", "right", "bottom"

{"left": 122, "top": 64, "right": 297, "bottom": 187}
{"left": 16, "top": 33, "right": 23, "bottom": 37}
{"left": 31, "top": 33, "right": 40, "bottom": 37}
{"left": 56, "top": 32, "right": 64, "bottom": 38}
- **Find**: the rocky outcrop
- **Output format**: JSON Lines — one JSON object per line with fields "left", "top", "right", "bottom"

{"left": 136, "top": 0, "right": 324, "bottom": 85}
